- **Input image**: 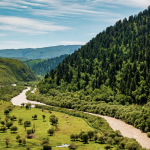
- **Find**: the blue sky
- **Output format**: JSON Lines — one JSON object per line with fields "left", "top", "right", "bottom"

{"left": 0, "top": 0, "right": 149, "bottom": 49}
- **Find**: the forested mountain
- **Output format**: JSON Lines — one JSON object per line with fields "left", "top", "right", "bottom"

{"left": 38, "top": 6, "right": 150, "bottom": 106}
{"left": 0, "top": 45, "right": 81, "bottom": 59}
{"left": 0, "top": 58, "right": 38, "bottom": 85}
{"left": 24, "top": 54, "right": 68, "bottom": 76}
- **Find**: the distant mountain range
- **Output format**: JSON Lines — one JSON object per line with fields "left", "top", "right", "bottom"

{"left": 0, "top": 45, "right": 81, "bottom": 60}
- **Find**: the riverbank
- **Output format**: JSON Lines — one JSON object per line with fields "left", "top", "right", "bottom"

{"left": 11, "top": 88, "right": 150, "bottom": 149}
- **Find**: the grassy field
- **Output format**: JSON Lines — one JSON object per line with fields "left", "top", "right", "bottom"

{"left": 0, "top": 100, "right": 116, "bottom": 150}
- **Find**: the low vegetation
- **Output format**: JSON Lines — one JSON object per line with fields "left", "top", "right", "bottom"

{"left": 0, "top": 100, "right": 120, "bottom": 150}
{"left": 0, "top": 86, "right": 25, "bottom": 101}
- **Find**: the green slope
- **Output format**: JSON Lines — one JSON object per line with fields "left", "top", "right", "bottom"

{"left": 0, "top": 58, "right": 38, "bottom": 85}
{"left": 38, "top": 6, "right": 150, "bottom": 105}
{"left": 24, "top": 54, "right": 68, "bottom": 76}
{"left": 26, "top": 6, "right": 150, "bottom": 137}
{"left": 0, "top": 45, "right": 81, "bottom": 59}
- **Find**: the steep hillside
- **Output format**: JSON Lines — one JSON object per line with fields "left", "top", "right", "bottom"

{"left": 0, "top": 45, "right": 81, "bottom": 59}
{"left": 24, "top": 54, "right": 68, "bottom": 76}
{"left": 38, "top": 6, "right": 150, "bottom": 105}
{"left": 0, "top": 58, "right": 38, "bottom": 85}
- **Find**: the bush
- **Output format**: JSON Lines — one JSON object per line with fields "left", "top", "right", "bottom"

{"left": 26, "top": 103, "right": 31, "bottom": 109}
{"left": 70, "top": 134, "right": 75, "bottom": 141}
{"left": 27, "top": 129, "right": 32, "bottom": 135}
{"left": 43, "top": 144, "right": 52, "bottom": 150}
{"left": 10, "top": 126, "right": 18, "bottom": 132}
{"left": 16, "top": 135, "right": 20, "bottom": 140}
{"left": 10, "top": 115, "right": 17, "bottom": 121}
{"left": 6, "top": 121, "right": 13, "bottom": 129}
{"left": 18, "top": 138, "right": 22, "bottom": 145}
{"left": 4, "top": 109, "right": 9, "bottom": 115}
{"left": 1, "top": 121, "right": 5, "bottom": 126}
{"left": 24, "top": 121, "right": 31, "bottom": 127}
{"left": 32, "top": 114, "right": 37, "bottom": 120}
{"left": 26, "top": 147, "right": 30, "bottom": 150}
{"left": 47, "top": 128, "right": 54, "bottom": 136}
{"left": 147, "top": 132, "right": 150, "bottom": 138}
{"left": 0, "top": 126, "right": 7, "bottom": 132}
{"left": 42, "top": 138, "right": 49, "bottom": 145}
{"left": 125, "top": 141, "right": 140, "bottom": 150}
{"left": 104, "top": 144, "right": 112, "bottom": 150}
{"left": 18, "top": 118, "right": 23, "bottom": 124}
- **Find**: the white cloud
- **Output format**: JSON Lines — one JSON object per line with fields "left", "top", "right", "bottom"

{"left": 93, "top": 0, "right": 150, "bottom": 8}
{"left": 0, "top": 0, "right": 122, "bottom": 21}
{"left": 60, "top": 41, "right": 86, "bottom": 45}
{"left": 0, "top": 34, "right": 6, "bottom": 36}
{"left": 87, "top": 33, "right": 97, "bottom": 35}
{"left": 0, "top": 15, "right": 71, "bottom": 34}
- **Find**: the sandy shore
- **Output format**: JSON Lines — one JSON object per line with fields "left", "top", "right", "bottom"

{"left": 11, "top": 88, "right": 150, "bottom": 149}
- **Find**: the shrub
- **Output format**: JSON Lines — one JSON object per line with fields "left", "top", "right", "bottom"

{"left": 43, "top": 144, "right": 52, "bottom": 150}
{"left": 27, "top": 129, "right": 32, "bottom": 135}
{"left": 24, "top": 121, "right": 31, "bottom": 127}
{"left": 104, "top": 144, "right": 112, "bottom": 150}
{"left": 16, "top": 135, "right": 20, "bottom": 140}
{"left": 0, "top": 126, "right": 7, "bottom": 132}
{"left": 47, "top": 128, "right": 54, "bottom": 136}
{"left": 6, "top": 121, "right": 13, "bottom": 129}
{"left": 41, "top": 138, "right": 49, "bottom": 145}
{"left": 147, "top": 132, "right": 150, "bottom": 138}
{"left": 82, "top": 133, "right": 89, "bottom": 143}
{"left": 32, "top": 114, "right": 37, "bottom": 120}
{"left": 26, "top": 147, "right": 30, "bottom": 150}
{"left": 70, "top": 134, "right": 75, "bottom": 141}
{"left": 10, "top": 126, "right": 18, "bottom": 132}
{"left": 125, "top": 141, "right": 140, "bottom": 150}
{"left": 18, "top": 118, "right": 23, "bottom": 124}
{"left": 4, "top": 109, "right": 9, "bottom": 115}
{"left": 18, "top": 138, "right": 22, "bottom": 145}
{"left": 10, "top": 115, "right": 17, "bottom": 121}
{"left": 1, "top": 120, "right": 5, "bottom": 126}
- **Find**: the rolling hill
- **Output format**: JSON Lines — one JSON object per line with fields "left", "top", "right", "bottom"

{"left": 0, "top": 58, "right": 38, "bottom": 85}
{"left": 0, "top": 45, "right": 81, "bottom": 59}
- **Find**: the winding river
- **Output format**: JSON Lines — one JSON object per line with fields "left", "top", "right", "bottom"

{"left": 11, "top": 88, "right": 150, "bottom": 149}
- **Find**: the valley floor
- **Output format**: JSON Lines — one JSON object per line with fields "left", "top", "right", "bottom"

{"left": 11, "top": 88, "right": 150, "bottom": 149}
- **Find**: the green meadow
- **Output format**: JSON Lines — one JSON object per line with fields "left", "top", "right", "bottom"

{"left": 0, "top": 100, "right": 116, "bottom": 150}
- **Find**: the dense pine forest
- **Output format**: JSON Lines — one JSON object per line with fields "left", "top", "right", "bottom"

{"left": 26, "top": 6, "right": 150, "bottom": 137}
{"left": 38, "top": 6, "right": 150, "bottom": 106}
{"left": 24, "top": 54, "right": 68, "bottom": 76}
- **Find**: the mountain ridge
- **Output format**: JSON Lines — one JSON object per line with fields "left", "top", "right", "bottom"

{"left": 0, "top": 45, "right": 81, "bottom": 59}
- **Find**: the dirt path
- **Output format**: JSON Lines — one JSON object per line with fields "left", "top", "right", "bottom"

{"left": 11, "top": 88, "right": 150, "bottom": 149}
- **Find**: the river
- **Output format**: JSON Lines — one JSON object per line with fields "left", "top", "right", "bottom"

{"left": 11, "top": 88, "right": 150, "bottom": 149}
